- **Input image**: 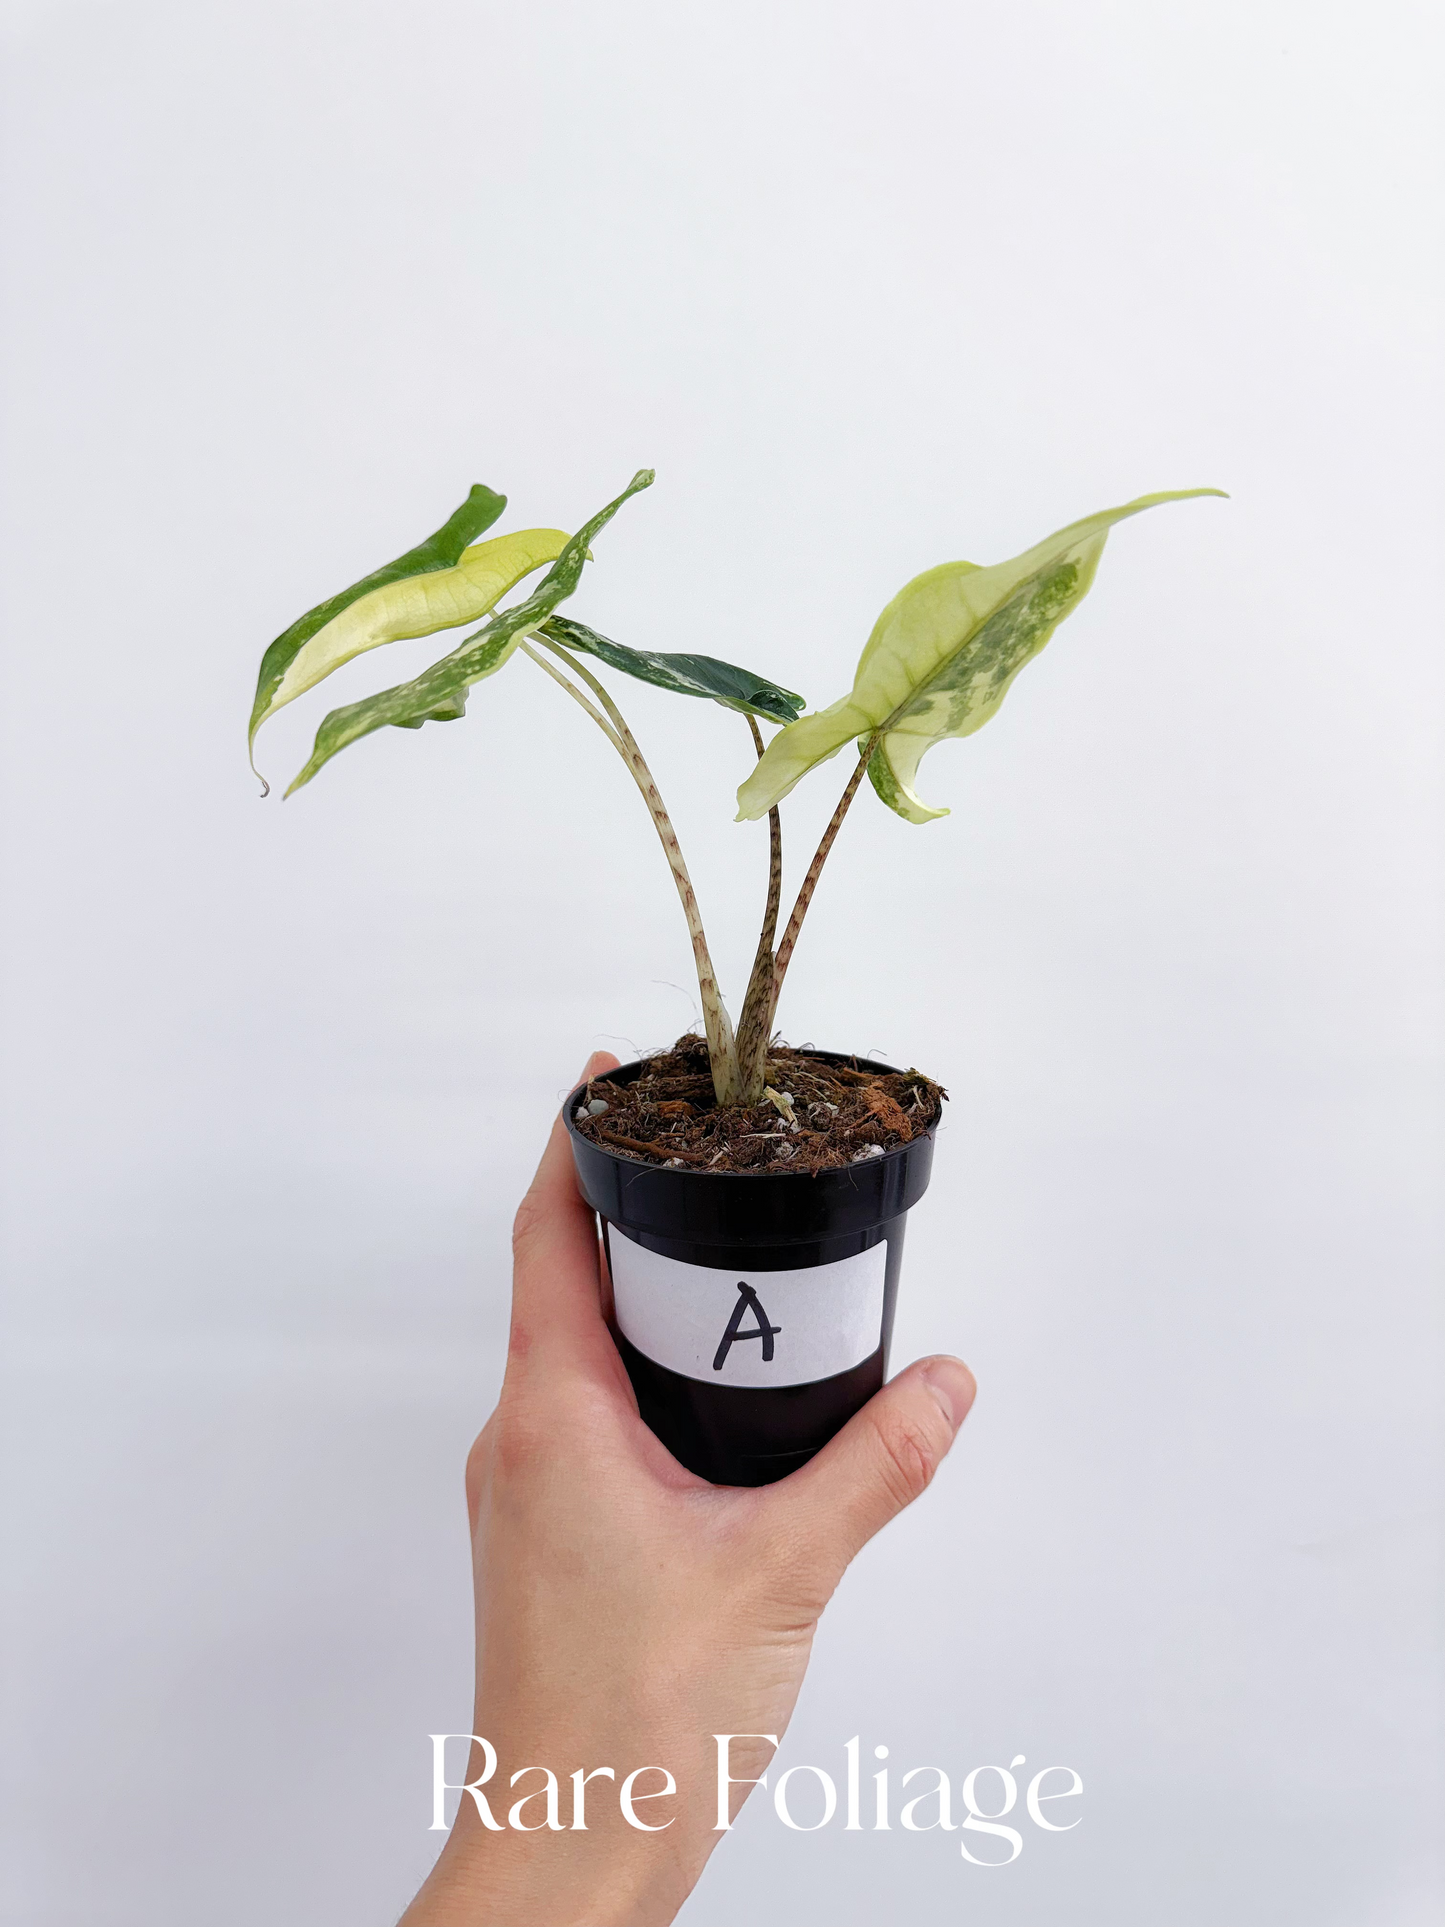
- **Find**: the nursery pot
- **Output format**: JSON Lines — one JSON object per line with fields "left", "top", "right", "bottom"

{"left": 565, "top": 1052, "right": 937, "bottom": 1487}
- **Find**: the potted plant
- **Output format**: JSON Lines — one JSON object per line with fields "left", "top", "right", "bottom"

{"left": 250, "top": 470, "right": 1221, "bottom": 1484}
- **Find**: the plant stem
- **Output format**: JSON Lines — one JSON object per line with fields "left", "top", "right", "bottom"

{"left": 768, "top": 731, "right": 880, "bottom": 1027}
{"left": 734, "top": 715, "right": 784, "bottom": 1103}
{"left": 519, "top": 640, "right": 626, "bottom": 753}
{"left": 526, "top": 636, "right": 741, "bottom": 1105}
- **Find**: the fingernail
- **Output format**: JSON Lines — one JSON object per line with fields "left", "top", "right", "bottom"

{"left": 921, "top": 1357, "right": 976, "bottom": 1433}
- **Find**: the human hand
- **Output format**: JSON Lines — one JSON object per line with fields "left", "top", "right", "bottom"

{"left": 401, "top": 1051, "right": 975, "bottom": 1927}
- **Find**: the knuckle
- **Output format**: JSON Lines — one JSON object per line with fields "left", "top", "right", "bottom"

{"left": 758, "top": 1535, "right": 836, "bottom": 1624}
{"left": 871, "top": 1403, "right": 944, "bottom": 1510}
{"left": 464, "top": 1418, "right": 495, "bottom": 1519}
{"left": 490, "top": 1409, "right": 541, "bottom": 1482}
{"left": 510, "top": 1190, "right": 549, "bottom": 1257}
{"left": 492, "top": 1353, "right": 614, "bottom": 1475}
{"left": 506, "top": 1321, "right": 532, "bottom": 1366}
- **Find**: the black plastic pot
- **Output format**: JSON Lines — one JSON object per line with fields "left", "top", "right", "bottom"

{"left": 565, "top": 1051, "right": 937, "bottom": 1487}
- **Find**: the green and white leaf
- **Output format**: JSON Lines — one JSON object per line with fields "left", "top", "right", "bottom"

{"left": 540, "top": 615, "right": 804, "bottom": 724}
{"left": 736, "top": 488, "right": 1226, "bottom": 824}
{"left": 255, "top": 527, "right": 569, "bottom": 738}
{"left": 248, "top": 483, "right": 507, "bottom": 770}
{"left": 285, "top": 470, "right": 655, "bottom": 796}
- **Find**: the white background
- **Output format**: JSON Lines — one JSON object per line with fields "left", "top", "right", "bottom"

{"left": 1, "top": 1, "right": 1441, "bottom": 1921}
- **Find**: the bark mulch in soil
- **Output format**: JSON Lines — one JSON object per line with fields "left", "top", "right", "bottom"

{"left": 571, "top": 1034, "right": 945, "bottom": 1173}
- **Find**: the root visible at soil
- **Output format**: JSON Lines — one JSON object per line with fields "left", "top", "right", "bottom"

{"left": 571, "top": 1034, "right": 945, "bottom": 1173}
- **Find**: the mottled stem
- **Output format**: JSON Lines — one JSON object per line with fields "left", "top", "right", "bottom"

{"left": 527, "top": 637, "right": 741, "bottom": 1105}
{"left": 734, "top": 715, "right": 784, "bottom": 1104}
{"left": 519, "top": 639, "right": 625, "bottom": 752}
{"left": 769, "top": 732, "right": 880, "bottom": 1026}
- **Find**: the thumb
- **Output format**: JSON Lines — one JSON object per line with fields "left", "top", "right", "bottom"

{"left": 774, "top": 1356, "right": 976, "bottom": 1579}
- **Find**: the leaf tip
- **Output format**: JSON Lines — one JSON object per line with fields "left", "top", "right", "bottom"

{"left": 247, "top": 735, "right": 271, "bottom": 798}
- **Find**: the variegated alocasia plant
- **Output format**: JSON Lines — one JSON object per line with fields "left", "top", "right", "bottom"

{"left": 251, "top": 473, "right": 1223, "bottom": 1107}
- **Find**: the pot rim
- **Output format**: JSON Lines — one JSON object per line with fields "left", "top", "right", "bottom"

{"left": 563, "top": 1045, "right": 939, "bottom": 1183}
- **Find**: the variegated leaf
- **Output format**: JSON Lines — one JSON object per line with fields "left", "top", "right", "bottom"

{"left": 285, "top": 470, "right": 655, "bottom": 796}
{"left": 540, "top": 615, "right": 804, "bottom": 724}
{"left": 736, "top": 489, "right": 1225, "bottom": 823}
{"left": 255, "top": 527, "right": 569, "bottom": 740}
{"left": 248, "top": 484, "right": 506, "bottom": 771}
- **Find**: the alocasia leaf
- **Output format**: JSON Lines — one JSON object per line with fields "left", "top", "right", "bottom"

{"left": 736, "top": 489, "right": 1226, "bottom": 824}
{"left": 284, "top": 470, "right": 655, "bottom": 796}
{"left": 539, "top": 615, "right": 804, "bottom": 724}
{"left": 253, "top": 527, "right": 569, "bottom": 742}
{"left": 249, "top": 484, "right": 507, "bottom": 772}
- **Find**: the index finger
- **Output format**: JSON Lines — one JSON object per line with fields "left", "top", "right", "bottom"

{"left": 507, "top": 1050, "right": 620, "bottom": 1372}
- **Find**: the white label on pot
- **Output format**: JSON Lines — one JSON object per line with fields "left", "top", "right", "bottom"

{"left": 606, "top": 1229, "right": 887, "bottom": 1388}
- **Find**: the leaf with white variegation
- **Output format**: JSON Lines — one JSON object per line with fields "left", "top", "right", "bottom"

{"left": 284, "top": 470, "right": 655, "bottom": 797}
{"left": 539, "top": 616, "right": 805, "bottom": 724}
{"left": 248, "top": 484, "right": 509, "bottom": 776}
{"left": 735, "top": 489, "right": 1226, "bottom": 824}
{"left": 253, "top": 526, "right": 569, "bottom": 745}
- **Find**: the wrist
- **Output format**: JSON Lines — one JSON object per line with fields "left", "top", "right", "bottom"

{"left": 402, "top": 1802, "right": 690, "bottom": 1927}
